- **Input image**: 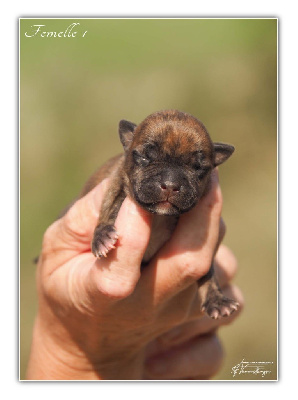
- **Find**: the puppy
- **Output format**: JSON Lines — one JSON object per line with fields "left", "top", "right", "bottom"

{"left": 81, "top": 110, "right": 239, "bottom": 319}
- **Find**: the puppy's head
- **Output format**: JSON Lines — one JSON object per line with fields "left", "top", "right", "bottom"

{"left": 119, "top": 110, "right": 234, "bottom": 216}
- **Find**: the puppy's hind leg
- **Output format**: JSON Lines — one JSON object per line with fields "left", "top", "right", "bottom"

{"left": 198, "top": 263, "right": 239, "bottom": 319}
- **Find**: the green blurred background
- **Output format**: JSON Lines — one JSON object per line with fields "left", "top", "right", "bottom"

{"left": 20, "top": 18, "right": 277, "bottom": 380}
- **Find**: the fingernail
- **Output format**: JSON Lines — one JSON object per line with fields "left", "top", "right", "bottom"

{"left": 126, "top": 198, "right": 140, "bottom": 216}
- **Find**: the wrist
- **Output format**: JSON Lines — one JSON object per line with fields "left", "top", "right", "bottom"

{"left": 26, "top": 312, "right": 145, "bottom": 380}
{"left": 26, "top": 314, "right": 100, "bottom": 380}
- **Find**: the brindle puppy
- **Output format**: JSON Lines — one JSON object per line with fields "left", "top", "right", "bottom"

{"left": 81, "top": 110, "right": 239, "bottom": 319}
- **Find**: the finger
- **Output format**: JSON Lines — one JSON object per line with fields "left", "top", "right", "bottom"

{"left": 157, "top": 285, "right": 244, "bottom": 348}
{"left": 46, "top": 197, "right": 153, "bottom": 303}
{"left": 142, "top": 169, "right": 223, "bottom": 303}
{"left": 167, "top": 169, "right": 222, "bottom": 257}
{"left": 90, "top": 197, "right": 153, "bottom": 299}
{"left": 216, "top": 218, "right": 226, "bottom": 253}
{"left": 40, "top": 180, "right": 109, "bottom": 272}
{"left": 145, "top": 333, "right": 223, "bottom": 380}
{"left": 214, "top": 244, "right": 238, "bottom": 287}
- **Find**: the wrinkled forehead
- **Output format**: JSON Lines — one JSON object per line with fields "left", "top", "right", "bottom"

{"left": 134, "top": 119, "right": 213, "bottom": 158}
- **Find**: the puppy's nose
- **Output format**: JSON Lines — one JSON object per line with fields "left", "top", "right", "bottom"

{"left": 160, "top": 181, "right": 181, "bottom": 194}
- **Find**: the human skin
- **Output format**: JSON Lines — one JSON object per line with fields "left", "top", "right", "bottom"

{"left": 26, "top": 170, "right": 243, "bottom": 380}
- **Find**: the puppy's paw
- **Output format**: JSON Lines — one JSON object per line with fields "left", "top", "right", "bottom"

{"left": 92, "top": 224, "right": 119, "bottom": 258}
{"left": 202, "top": 294, "right": 239, "bottom": 320}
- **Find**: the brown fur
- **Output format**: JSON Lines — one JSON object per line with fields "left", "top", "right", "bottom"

{"left": 80, "top": 110, "right": 238, "bottom": 319}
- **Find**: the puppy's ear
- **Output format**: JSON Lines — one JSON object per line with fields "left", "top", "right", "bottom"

{"left": 119, "top": 120, "right": 137, "bottom": 151}
{"left": 213, "top": 142, "right": 235, "bottom": 166}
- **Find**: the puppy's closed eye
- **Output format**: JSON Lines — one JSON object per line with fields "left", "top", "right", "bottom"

{"left": 192, "top": 161, "right": 202, "bottom": 171}
{"left": 144, "top": 144, "right": 159, "bottom": 161}
{"left": 132, "top": 150, "right": 150, "bottom": 167}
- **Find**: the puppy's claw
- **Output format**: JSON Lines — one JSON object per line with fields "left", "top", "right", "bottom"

{"left": 92, "top": 224, "right": 119, "bottom": 259}
{"left": 210, "top": 309, "right": 220, "bottom": 319}
{"left": 230, "top": 302, "right": 239, "bottom": 311}
{"left": 202, "top": 295, "right": 239, "bottom": 320}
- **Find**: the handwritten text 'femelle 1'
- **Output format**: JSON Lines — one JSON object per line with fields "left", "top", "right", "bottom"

{"left": 25, "top": 23, "right": 87, "bottom": 38}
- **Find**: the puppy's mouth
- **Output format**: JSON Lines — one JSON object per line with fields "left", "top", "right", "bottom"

{"left": 158, "top": 200, "right": 173, "bottom": 206}
{"left": 148, "top": 200, "right": 180, "bottom": 216}
{"left": 135, "top": 197, "right": 188, "bottom": 216}
{"left": 132, "top": 187, "right": 197, "bottom": 216}
{"left": 156, "top": 200, "right": 176, "bottom": 211}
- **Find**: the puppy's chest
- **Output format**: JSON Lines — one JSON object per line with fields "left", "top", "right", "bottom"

{"left": 142, "top": 215, "right": 178, "bottom": 263}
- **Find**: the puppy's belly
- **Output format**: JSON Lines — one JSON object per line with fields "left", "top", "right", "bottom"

{"left": 142, "top": 215, "right": 178, "bottom": 264}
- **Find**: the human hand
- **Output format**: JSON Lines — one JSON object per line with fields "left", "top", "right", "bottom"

{"left": 26, "top": 170, "right": 242, "bottom": 380}
{"left": 144, "top": 245, "right": 243, "bottom": 380}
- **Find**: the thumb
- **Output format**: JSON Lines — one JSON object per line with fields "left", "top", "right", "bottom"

{"left": 90, "top": 197, "right": 152, "bottom": 299}
{"left": 41, "top": 179, "right": 109, "bottom": 265}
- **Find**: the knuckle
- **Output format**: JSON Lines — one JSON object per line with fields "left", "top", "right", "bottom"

{"left": 63, "top": 204, "right": 86, "bottom": 238}
{"left": 42, "top": 221, "right": 58, "bottom": 245}
{"left": 196, "top": 261, "right": 212, "bottom": 279}
{"left": 39, "top": 273, "right": 58, "bottom": 305}
{"left": 178, "top": 253, "right": 212, "bottom": 282}
{"left": 96, "top": 274, "right": 138, "bottom": 301}
{"left": 41, "top": 221, "right": 62, "bottom": 256}
{"left": 113, "top": 282, "right": 136, "bottom": 299}
{"left": 215, "top": 244, "right": 239, "bottom": 282}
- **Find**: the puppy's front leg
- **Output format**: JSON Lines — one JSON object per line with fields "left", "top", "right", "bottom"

{"left": 198, "top": 264, "right": 239, "bottom": 319}
{"left": 92, "top": 185, "right": 126, "bottom": 258}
